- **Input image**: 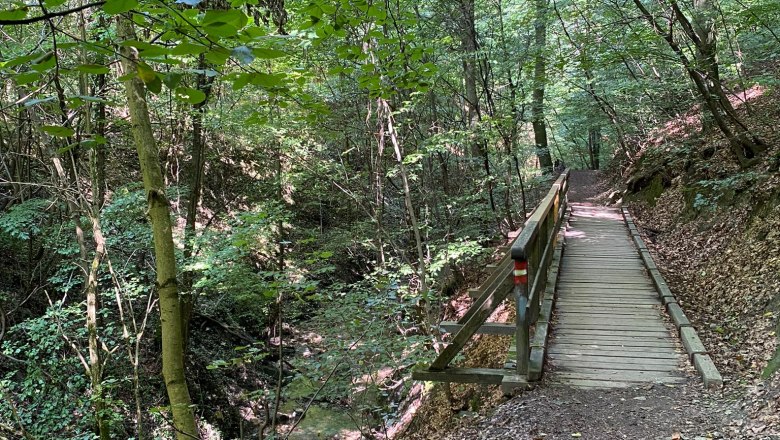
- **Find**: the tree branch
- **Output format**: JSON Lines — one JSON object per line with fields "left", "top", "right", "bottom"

{"left": 0, "top": 2, "right": 105, "bottom": 25}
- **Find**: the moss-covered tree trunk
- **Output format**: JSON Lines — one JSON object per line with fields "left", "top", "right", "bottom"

{"left": 117, "top": 15, "right": 199, "bottom": 440}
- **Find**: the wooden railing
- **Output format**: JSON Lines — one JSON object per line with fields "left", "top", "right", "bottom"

{"left": 510, "top": 169, "right": 569, "bottom": 376}
{"left": 415, "top": 169, "right": 569, "bottom": 386}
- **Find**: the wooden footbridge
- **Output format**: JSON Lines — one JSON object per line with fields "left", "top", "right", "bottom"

{"left": 413, "top": 170, "right": 722, "bottom": 392}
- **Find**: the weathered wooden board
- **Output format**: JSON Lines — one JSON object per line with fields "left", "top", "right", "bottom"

{"left": 553, "top": 361, "right": 680, "bottom": 372}
{"left": 552, "top": 371, "right": 687, "bottom": 383}
{"left": 439, "top": 321, "right": 515, "bottom": 335}
{"left": 551, "top": 341, "right": 677, "bottom": 350}
{"left": 548, "top": 379, "right": 636, "bottom": 389}
{"left": 556, "top": 311, "right": 662, "bottom": 319}
{"left": 554, "top": 316, "right": 667, "bottom": 326}
{"left": 558, "top": 277, "right": 651, "bottom": 283}
{"left": 558, "top": 294, "right": 658, "bottom": 299}
{"left": 554, "top": 304, "right": 661, "bottom": 312}
{"left": 556, "top": 299, "right": 660, "bottom": 306}
{"left": 555, "top": 321, "right": 669, "bottom": 332}
{"left": 549, "top": 345, "right": 680, "bottom": 365}
{"left": 560, "top": 264, "right": 647, "bottom": 271}
{"left": 551, "top": 333, "right": 674, "bottom": 343}
{"left": 553, "top": 327, "right": 671, "bottom": 337}
{"left": 554, "top": 320, "right": 666, "bottom": 329}
{"left": 412, "top": 367, "right": 510, "bottom": 384}
{"left": 548, "top": 204, "right": 685, "bottom": 388}
{"left": 557, "top": 292, "right": 659, "bottom": 298}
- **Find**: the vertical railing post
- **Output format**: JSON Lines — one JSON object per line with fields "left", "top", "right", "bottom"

{"left": 514, "top": 258, "right": 529, "bottom": 376}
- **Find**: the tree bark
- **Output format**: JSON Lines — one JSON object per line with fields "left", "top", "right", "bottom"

{"left": 181, "top": 56, "right": 214, "bottom": 349}
{"left": 588, "top": 127, "right": 600, "bottom": 170}
{"left": 532, "top": 0, "right": 553, "bottom": 173}
{"left": 117, "top": 15, "right": 199, "bottom": 440}
{"left": 457, "top": 0, "right": 498, "bottom": 218}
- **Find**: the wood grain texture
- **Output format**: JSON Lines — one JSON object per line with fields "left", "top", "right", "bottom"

{"left": 548, "top": 203, "right": 686, "bottom": 388}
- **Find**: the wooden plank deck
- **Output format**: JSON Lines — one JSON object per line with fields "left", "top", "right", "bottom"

{"left": 547, "top": 203, "right": 686, "bottom": 389}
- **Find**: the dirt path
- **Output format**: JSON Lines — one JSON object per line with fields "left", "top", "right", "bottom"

{"left": 566, "top": 170, "right": 611, "bottom": 204}
{"left": 444, "top": 382, "right": 734, "bottom": 440}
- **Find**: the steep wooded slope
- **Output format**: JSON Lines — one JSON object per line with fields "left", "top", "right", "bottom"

{"left": 624, "top": 85, "right": 780, "bottom": 434}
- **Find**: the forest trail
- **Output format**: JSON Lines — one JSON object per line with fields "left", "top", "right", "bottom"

{"left": 439, "top": 172, "right": 735, "bottom": 440}
{"left": 548, "top": 203, "right": 687, "bottom": 388}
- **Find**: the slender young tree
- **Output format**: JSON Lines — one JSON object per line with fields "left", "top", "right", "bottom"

{"left": 117, "top": 15, "right": 199, "bottom": 440}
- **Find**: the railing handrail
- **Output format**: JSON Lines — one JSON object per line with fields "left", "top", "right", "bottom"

{"left": 511, "top": 169, "right": 570, "bottom": 260}
{"left": 510, "top": 168, "right": 569, "bottom": 378}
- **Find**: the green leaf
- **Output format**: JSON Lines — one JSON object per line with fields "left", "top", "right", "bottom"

{"left": 204, "top": 48, "right": 231, "bottom": 65}
{"left": 249, "top": 72, "right": 284, "bottom": 88}
{"left": 251, "top": 48, "right": 286, "bottom": 59}
{"left": 0, "top": 7, "right": 27, "bottom": 21}
{"left": 103, "top": 0, "right": 138, "bottom": 14}
{"left": 2, "top": 53, "right": 39, "bottom": 69}
{"left": 171, "top": 42, "right": 208, "bottom": 56}
{"left": 202, "top": 9, "right": 247, "bottom": 27}
{"left": 14, "top": 71, "right": 41, "bottom": 86}
{"left": 136, "top": 63, "right": 156, "bottom": 84}
{"left": 41, "top": 125, "right": 75, "bottom": 138}
{"left": 201, "top": 9, "right": 247, "bottom": 37}
{"left": 31, "top": 53, "right": 55, "bottom": 72}
{"left": 232, "top": 73, "right": 251, "bottom": 91}
{"left": 163, "top": 72, "right": 183, "bottom": 90}
{"left": 203, "top": 22, "right": 239, "bottom": 38}
{"left": 44, "top": 0, "right": 68, "bottom": 7}
{"left": 75, "top": 64, "right": 110, "bottom": 75}
{"left": 83, "top": 134, "right": 107, "bottom": 147}
{"left": 175, "top": 87, "right": 207, "bottom": 104}
{"left": 146, "top": 76, "right": 162, "bottom": 94}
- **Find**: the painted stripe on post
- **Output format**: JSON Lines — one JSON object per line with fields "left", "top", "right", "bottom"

{"left": 514, "top": 260, "right": 528, "bottom": 285}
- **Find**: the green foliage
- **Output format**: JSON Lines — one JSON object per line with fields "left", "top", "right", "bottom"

{"left": 0, "top": 198, "right": 50, "bottom": 240}
{"left": 0, "top": 0, "right": 778, "bottom": 436}
{"left": 207, "top": 343, "right": 267, "bottom": 370}
{"left": 763, "top": 342, "right": 780, "bottom": 379}
{"left": 1, "top": 307, "right": 95, "bottom": 439}
{"left": 692, "top": 172, "right": 765, "bottom": 210}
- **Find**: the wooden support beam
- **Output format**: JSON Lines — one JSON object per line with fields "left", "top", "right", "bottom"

{"left": 458, "top": 256, "right": 512, "bottom": 324}
{"left": 412, "top": 367, "right": 512, "bottom": 384}
{"left": 501, "top": 374, "right": 534, "bottom": 394}
{"left": 429, "top": 276, "right": 514, "bottom": 370}
{"left": 439, "top": 321, "right": 515, "bottom": 336}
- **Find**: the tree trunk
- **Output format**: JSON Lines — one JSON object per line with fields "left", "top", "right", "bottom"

{"left": 532, "top": 0, "right": 553, "bottom": 174}
{"left": 181, "top": 56, "right": 214, "bottom": 349}
{"left": 588, "top": 127, "right": 600, "bottom": 170}
{"left": 117, "top": 15, "right": 199, "bottom": 440}
{"left": 457, "top": 0, "right": 498, "bottom": 220}
{"left": 459, "top": 0, "right": 479, "bottom": 141}
{"left": 634, "top": 0, "right": 766, "bottom": 167}
{"left": 380, "top": 98, "right": 429, "bottom": 296}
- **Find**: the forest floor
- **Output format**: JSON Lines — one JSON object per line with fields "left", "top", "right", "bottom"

{"left": 402, "top": 170, "right": 780, "bottom": 440}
